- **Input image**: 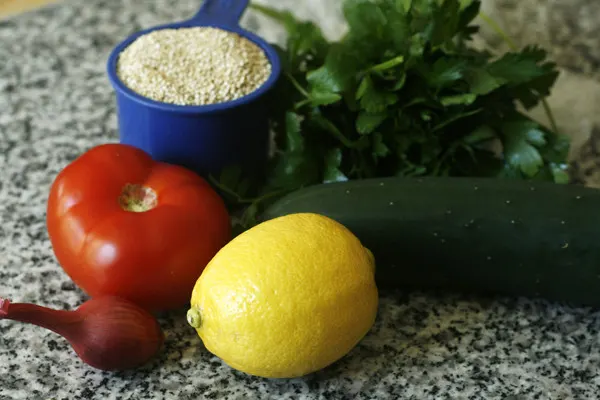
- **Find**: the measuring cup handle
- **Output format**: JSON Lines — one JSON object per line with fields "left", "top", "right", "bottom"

{"left": 192, "top": 0, "right": 250, "bottom": 27}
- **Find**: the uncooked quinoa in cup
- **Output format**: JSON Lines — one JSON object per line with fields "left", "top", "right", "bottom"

{"left": 116, "top": 27, "right": 272, "bottom": 106}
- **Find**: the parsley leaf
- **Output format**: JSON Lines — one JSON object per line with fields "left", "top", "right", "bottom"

{"left": 466, "top": 67, "right": 503, "bottom": 95}
{"left": 228, "top": 0, "right": 568, "bottom": 229}
{"left": 343, "top": 0, "right": 387, "bottom": 41}
{"left": 356, "top": 111, "right": 387, "bottom": 135}
{"left": 310, "top": 91, "right": 342, "bottom": 107}
{"left": 307, "top": 43, "right": 362, "bottom": 94}
{"left": 372, "top": 133, "right": 391, "bottom": 160}
{"left": 487, "top": 52, "right": 549, "bottom": 85}
{"left": 424, "top": 58, "right": 467, "bottom": 88}
{"left": 323, "top": 148, "right": 349, "bottom": 183}
{"left": 501, "top": 119, "right": 547, "bottom": 177}
{"left": 428, "top": 0, "right": 462, "bottom": 47}
{"left": 359, "top": 75, "right": 398, "bottom": 112}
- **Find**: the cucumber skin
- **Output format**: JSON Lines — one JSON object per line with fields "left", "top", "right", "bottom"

{"left": 261, "top": 177, "right": 600, "bottom": 307}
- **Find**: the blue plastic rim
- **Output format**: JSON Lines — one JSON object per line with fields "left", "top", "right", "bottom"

{"left": 106, "top": 0, "right": 282, "bottom": 182}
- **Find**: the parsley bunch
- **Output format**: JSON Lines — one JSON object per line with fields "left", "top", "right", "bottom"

{"left": 213, "top": 0, "right": 570, "bottom": 229}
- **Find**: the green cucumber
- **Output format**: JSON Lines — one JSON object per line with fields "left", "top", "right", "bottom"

{"left": 261, "top": 177, "right": 600, "bottom": 307}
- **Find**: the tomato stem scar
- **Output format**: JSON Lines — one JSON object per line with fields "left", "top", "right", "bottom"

{"left": 119, "top": 184, "right": 158, "bottom": 212}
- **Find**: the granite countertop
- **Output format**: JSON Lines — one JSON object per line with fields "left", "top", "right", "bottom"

{"left": 1, "top": 0, "right": 600, "bottom": 399}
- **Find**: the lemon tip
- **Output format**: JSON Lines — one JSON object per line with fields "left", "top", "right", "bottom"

{"left": 186, "top": 307, "right": 202, "bottom": 329}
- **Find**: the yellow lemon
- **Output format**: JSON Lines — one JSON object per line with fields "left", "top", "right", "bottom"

{"left": 187, "top": 213, "right": 378, "bottom": 378}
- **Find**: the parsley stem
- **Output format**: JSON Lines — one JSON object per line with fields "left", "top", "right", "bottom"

{"left": 208, "top": 176, "right": 254, "bottom": 204}
{"left": 313, "top": 115, "right": 357, "bottom": 148}
{"left": 295, "top": 99, "right": 311, "bottom": 109}
{"left": 369, "top": 55, "right": 405, "bottom": 72}
{"left": 208, "top": 172, "right": 293, "bottom": 216}
{"left": 477, "top": 12, "right": 518, "bottom": 51}
{"left": 249, "top": 188, "right": 293, "bottom": 209}
{"left": 478, "top": 11, "right": 559, "bottom": 136}
{"left": 286, "top": 72, "right": 310, "bottom": 98}
{"left": 539, "top": 93, "right": 560, "bottom": 138}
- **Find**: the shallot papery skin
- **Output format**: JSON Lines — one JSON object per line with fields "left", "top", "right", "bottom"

{"left": 0, "top": 296, "right": 165, "bottom": 371}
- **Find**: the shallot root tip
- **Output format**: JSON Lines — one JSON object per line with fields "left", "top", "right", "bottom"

{"left": 0, "top": 298, "right": 10, "bottom": 317}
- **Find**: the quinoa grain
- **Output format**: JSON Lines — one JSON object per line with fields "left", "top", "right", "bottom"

{"left": 116, "top": 27, "right": 272, "bottom": 106}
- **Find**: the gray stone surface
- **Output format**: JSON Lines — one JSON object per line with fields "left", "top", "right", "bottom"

{"left": 1, "top": 0, "right": 600, "bottom": 399}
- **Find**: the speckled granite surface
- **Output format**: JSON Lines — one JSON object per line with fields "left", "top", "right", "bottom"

{"left": 1, "top": 0, "right": 600, "bottom": 399}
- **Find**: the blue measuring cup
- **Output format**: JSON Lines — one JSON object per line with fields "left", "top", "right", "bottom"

{"left": 106, "top": 0, "right": 281, "bottom": 182}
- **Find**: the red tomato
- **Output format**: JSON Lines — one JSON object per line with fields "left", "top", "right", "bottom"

{"left": 46, "top": 143, "right": 231, "bottom": 312}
